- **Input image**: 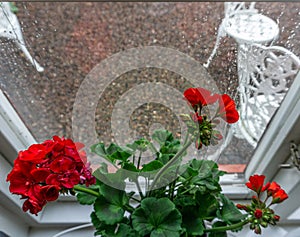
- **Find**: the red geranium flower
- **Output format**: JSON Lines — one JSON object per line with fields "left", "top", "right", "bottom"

{"left": 218, "top": 94, "right": 239, "bottom": 123}
{"left": 246, "top": 174, "right": 269, "bottom": 195}
{"left": 184, "top": 87, "right": 220, "bottom": 108}
{"left": 18, "top": 143, "right": 52, "bottom": 163}
{"left": 267, "top": 182, "right": 281, "bottom": 196}
{"left": 272, "top": 189, "right": 288, "bottom": 204}
{"left": 22, "top": 197, "right": 45, "bottom": 215}
{"left": 6, "top": 136, "right": 96, "bottom": 215}
{"left": 41, "top": 185, "right": 60, "bottom": 201}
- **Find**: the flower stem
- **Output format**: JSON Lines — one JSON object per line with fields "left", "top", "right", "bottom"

{"left": 204, "top": 219, "right": 250, "bottom": 233}
{"left": 135, "top": 180, "right": 145, "bottom": 199}
{"left": 124, "top": 204, "right": 134, "bottom": 213}
{"left": 148, "top": 136, "right": 193, "bottom": 192}
{"left": 73, "top": 185, "right": 100, "bottom": 197}
{"left": 137, "top": 150, "right": 142, "bottom": 169}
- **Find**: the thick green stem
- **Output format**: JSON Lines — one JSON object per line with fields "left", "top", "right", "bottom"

{"left": 148, "top": 137, "right": 193, "bottom": 192}
{"left": 137, "top": 150, "right": 142, "bottom": 169}
{"left": 135, "top": 180, "right": 145, "bottom": 199}
{"left": 124, "top": 204, "right": 134, "bottom": 213}
{"left": 73, "top": 185, "right": 100, "bottom": 197}
{"left": 204, "top": 219, "right": 250, "bottom": 233}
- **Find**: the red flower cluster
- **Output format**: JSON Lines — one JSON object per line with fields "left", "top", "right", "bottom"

{"left": 246, "top": 174, "right": 270, "bottom": 195}
{"left": 6, "top": 136, "right": 96, "bottom": 215}
{"left": 183, "top": 87, "right": 239, "bottom": 124}
{"left": 237, "top": 174, "right": 288, "bottom": 234}
{"left": 246, "top": 174, "right": 288, "bottom": 203}
{"left": 267, "top": 182, "right": 289, "bottom": 204}
{"left": 218, "top": 94, "right": 239, "bottom": 124}
{"left": 183, "top": 87, "right": 239, "bottom": 149}
{"left": 183, "top": 88, "right": 220, "bottom": 108}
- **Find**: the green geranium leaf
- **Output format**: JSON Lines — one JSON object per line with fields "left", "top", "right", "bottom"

{"left": 93, "top": 164, "right": 126, "bottom": 188}
{"left": 94, "top": 196, "right": 125, "bottom": 225}
{"left": 174, "top": 195, "right": 196, "bottom": 207}
{"left": 151, "top": 129, "right": 173, "bottom": 146}
{"left": 158, "top": 154, "right": 172, "bottom": 164}
{"left": 91, "top": 213, "right": 136, "bottom": 237}
{"left": 91, "top": 143, "right": 107, "bottom": 158}
{"left": 99, "top": 184, "right": 129, "bottom": 207}
{"left": 196, "top": 191, "right": 219, "bottom": 219}
{"left": 102, "top": 223, "right": 138, "bottom": 237}
{"left": 181, "top": 206, "right": 205, "bottom": 236}
{"left": 127, "top": 138, "right": 150, "bottom": 152}
{"left": 93, "top": 185, "right": 129, "bottom": 225}
{"left": 123, "top": 162, "right": 139, "bottom": 172}
{"left": 217, "top": 194, "right": 247, "bottom": 225}
{"left": 92, "top": 143, "right": 133, "bottom": 163}
{"left": 91, "top": 211, "right": 101, "bottom": 230}
{"left": 160, "top": 141, "right": 181, "bottom": 154}
{"left": 181, "top": 159, "right": 224, "bottom": 193}
{"left": 91, "top": 211, "right": 116, "bottom": 236}
{"left": 109, "top": 150, "right": 132, "bottom": 161}
{"left": 132, "top": 197, "right": 182, "bottom": 237}
{"left": 141, "top": 160, "right": 163, "bottom": 172}
{"left": 76, "top": 184, "right": 100, "bottom": 205}
{"left": 113, "top": 223, "right": 138, "bottom": 237}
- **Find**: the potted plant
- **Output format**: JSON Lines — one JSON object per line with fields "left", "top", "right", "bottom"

{"left": 7, "top": 87, "right": 288, "bottom": 236}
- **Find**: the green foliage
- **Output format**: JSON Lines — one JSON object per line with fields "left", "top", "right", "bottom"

{"left": 93, "top": 184, "right": 129, "bottom": 225}
{"left": 141, "top": 160, "right": 163, "bottom": 172}
{"left": 217, "top": 194, "right": 247, "bottom": 226}
{"left": 91, "top": 142, "right": 133, "bottom": 163}
{"left": 207, "top": 222, "right": 227, "bottom": 237}
{"left": 83, "top": 129, "right": 248, "bottom": 236}
{"left": 76, "top": 184, "right": 99, "bottom": 205}
{"left": 180, "top": 159, "right": 226, "bottom": 194}
{"left": 152, "top": 129, "right": 182, "bottom": 164}
{"left": 132, "top": 197, "right": 182, "bottom": 237}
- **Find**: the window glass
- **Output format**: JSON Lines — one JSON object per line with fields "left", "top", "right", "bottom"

{"left": 0, "top": 2, "right": 299, "bottom": 172}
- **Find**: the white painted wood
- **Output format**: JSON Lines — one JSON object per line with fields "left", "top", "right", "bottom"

{"left": 245, "top": 72, "right": 300, "bottom": 181}
{"left": 0, "top": 205, "right": 29, "bottom": 237}
{"left": 0, "top": 89, "right": 36, "bottom": 163}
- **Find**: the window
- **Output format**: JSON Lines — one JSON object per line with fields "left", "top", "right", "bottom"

{"left": 1, "top": 3, "right": 300, "bottom": 230}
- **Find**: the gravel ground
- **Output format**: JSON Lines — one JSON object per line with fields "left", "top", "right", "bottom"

{"left": 0, "top": 2, "right": 299, "bottom": 166}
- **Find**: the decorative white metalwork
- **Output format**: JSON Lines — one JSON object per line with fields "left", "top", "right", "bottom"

{"left": 0, "top": 2, "right": 44, "bottom": 72}
{"left": 236, "top": 44, "right": 300, "bottom": 147}
{"left": 204, "top": 2, "right": 279, "bottom": 68}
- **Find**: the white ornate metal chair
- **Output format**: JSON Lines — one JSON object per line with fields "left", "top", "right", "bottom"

{"left": 0, "top": 2, "right": 44, "bottom": 72}
{"left": 235, "top": 44, "right": 300, "bottom": 147}
{"left": 204, "top": 2, "right": 279, "bottom": 68}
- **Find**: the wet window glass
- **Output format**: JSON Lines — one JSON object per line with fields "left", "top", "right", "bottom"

{"left": 0, "top": 2, "right": 299, "bottom": 172}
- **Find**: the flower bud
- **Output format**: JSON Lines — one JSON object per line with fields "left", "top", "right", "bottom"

{"left": 262, "top": 214, "right": 270, "bottom": 222}
{"left": 254, "top": 209, "right": 263, "bottom": 219}
{"left": 236, "top": 204, "right": 248, "bottom": 211}
{"left": 274, "top": 215, "right": 280, "bottom": 221}
{"left": 261, "top": 221, "right": 268, "bottom": 228}
{"left": 254, "top": 225, "right": 261, "bottom": 234}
